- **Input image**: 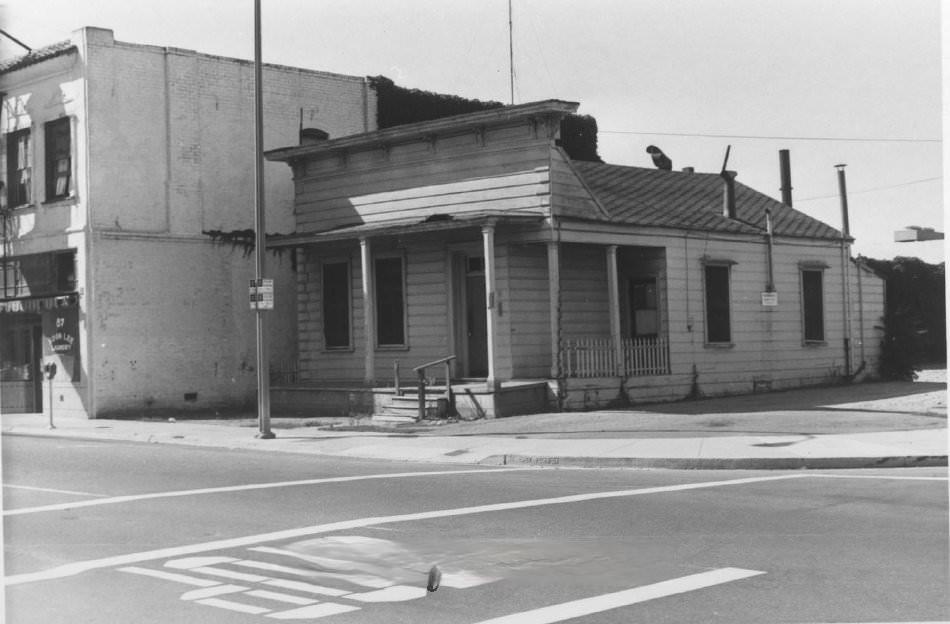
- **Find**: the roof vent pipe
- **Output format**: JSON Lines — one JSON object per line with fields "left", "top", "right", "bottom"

{"left": 779, "top": 149, "right": 793, "bottom": 206}
{"left": 719, "top": 145, "right": 736, "bottom": 219}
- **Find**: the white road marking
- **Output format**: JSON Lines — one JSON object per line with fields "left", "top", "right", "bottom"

{"left": 196, "top": 597, "right": 270, "bottom": 614}
{"left": 181, "top": 584, "right": 248, "bottom": 600}
{"left": 2, "top": 467, "right": 530, "bottom": 516}
{"left": 345, "top": 585, "right": 428, "bottom": 602}
{"left": 118, "top": 566, "right": 220, "bottom": 587}
{"left": 265, "top": 602, "right": 360, "bottom": 619}
{"left": 189, "top": 565, "right": 270, "bottom": 582}
{"left": 244, "top": 589, "right": 317, "bottom": 605}
{"left": 470, "top": 567, "right": 766, "bottom": 624}
{"left": 2, "top": 484, "right": 108, "bottom": 497}
{"left": 4, "top": 474, "right": 805, "bottom": 586}
{"left": 259, "top": 578, "right": 349, "bottom": 597}
{"left": 249, "top": 546, "right": 394, "bottom": 588}
{"left": 809, "top": 474, "right": 948, "bottom": 481}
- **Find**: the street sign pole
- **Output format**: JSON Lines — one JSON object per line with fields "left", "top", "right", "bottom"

{"left": 253, "top": 0, "right": 274, "bottom": 439}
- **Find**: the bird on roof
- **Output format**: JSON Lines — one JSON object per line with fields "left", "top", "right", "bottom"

{"left": 646, "top": 145, "right": 672, "bottom": 171}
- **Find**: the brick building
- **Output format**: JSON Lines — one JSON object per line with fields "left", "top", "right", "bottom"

{"left": 0, "top": 27, "right": 376, "bottom": 417}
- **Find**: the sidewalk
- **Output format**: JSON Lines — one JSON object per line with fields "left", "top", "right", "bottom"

{"left": 2, "top": 373, "right": 946, "bottom": 470}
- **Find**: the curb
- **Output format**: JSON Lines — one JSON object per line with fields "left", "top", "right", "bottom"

{"left": 481, "top": 454, "right": 949, "bottom": 470}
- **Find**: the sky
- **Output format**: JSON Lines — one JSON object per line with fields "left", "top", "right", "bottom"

{"left": 1, "top": 0, "right": 944, "bottom": 263}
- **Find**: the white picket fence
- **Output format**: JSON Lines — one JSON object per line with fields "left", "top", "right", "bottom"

{"left": 560, "top": 336, "right": 670, "bottom": 378}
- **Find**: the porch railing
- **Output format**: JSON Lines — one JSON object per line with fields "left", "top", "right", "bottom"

{"left": 560, "top": 336, "right": 670, "bottom": 378}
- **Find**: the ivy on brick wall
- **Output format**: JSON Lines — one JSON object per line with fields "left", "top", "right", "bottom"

{"left": 368, "top": 76, "right": 602, "bottom": 162}
{"left": 202, "top": 229, "right": 295, "bottom": 269}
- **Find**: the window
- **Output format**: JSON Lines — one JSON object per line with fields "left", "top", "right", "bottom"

{"left": 374, "top": 256, "right": 405, "bottom": 347}
{"left": 704, "top": 264, "right": 732, "bottom": 344}
{"left": 629, "top": 278, "right": 658, "bottom": 336}
{"left": 801, "top": 269, "right": 824, "bottom": 342}
{"left": 5, "top": 128, "right": 31, "bottom": 207}
{"left": 1, "top": 250, "right": 76, "bottom": 300}
{"left": 45, "top": 118, "right": 71, "bottom": 200}
{"left": 322, "top": 261, "right": 351, "bottom": 349}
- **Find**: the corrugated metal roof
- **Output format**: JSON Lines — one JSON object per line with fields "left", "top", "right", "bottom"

{"left": 0, "top": 41, "right": 76, "bottom": 75}
{"left": 570, "top": 161, "right": 843, "bottom": 240}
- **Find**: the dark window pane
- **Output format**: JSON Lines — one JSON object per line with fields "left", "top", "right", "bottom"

{"left": 375, "top": 257, "right": 405, "bottom": 346}
{"left": 802, "top": 270, "right": 824, "bottom": 341}
{"left": 6, "top": 129, "right": 31, "bottom": 206}
{"left": 704, "top": 265, "right": 731, "bottom": 343}
{"left": 322, "top": 262, "right": 350, "bottom": 348}
{"left": 45, "top": 118, "right": 71, "bottom": 200}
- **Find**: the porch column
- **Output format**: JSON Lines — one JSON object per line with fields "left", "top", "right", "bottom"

{"left": 482, "top": 224, "right": 498, "bottom": 391}
{"left": 359, "top": 237, "right": 375, "bottom": 385}
{"left": 547, "top": 241, "right": 561, "bottom": 378}
{"left": 606, "top": 245, "right": 623, "bottom": 376}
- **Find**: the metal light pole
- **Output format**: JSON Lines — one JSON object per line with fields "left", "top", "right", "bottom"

{"left": 254, "top": 0, "right": 274, "bottom": 439}
{"left": 835, "top": 164, "right": 853, "bottom": 379}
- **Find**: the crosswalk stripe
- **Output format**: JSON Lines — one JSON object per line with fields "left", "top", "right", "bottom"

{"left": 245, "top": 589, "right": 318, "bottom": 605}
{"left": 118, "top": 566, "right": 220, "bottom": 587}
{"left": 195, "top": 597, "right": 270, "bottom": 614}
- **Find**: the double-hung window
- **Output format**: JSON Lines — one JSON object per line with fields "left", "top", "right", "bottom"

{"left": 703, "top": 262, "right": 732, "bottom": 344}
{"left": 45, "top": 118, "right": 72, "bottom": 201}
{"left": 801, "top": 268, "right": 825, "bottom": 342}
{"left": 374, "top": 256, "right": 406, "bottom": 347}
{"left": 5, "top": 128, "right": 31, "bottom": 207}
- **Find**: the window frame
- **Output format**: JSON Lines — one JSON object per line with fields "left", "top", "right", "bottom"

{"left": 800, "top": 266, "right": 826, "bottom": 344}
{"left": 373, "top": 253, "right": 408, "bottom": 349}
{"left": 44, "top": 117, "right": 72, "bottom": 202}
{"left": 5, "top": 127, "right": 32, "bottom": 208}
{"left": 702, "top": 260, "right": 734, "bottom": 346}
{"left": 321, "top": 258, "right": 352, "bottom": 351}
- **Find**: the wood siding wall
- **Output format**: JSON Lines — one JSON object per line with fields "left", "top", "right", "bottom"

{"left": 293, "top": 123, "right": 555, "bottom": 234}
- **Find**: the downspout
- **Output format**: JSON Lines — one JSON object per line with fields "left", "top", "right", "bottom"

{"left": 835, "top": 164, "right": 853, "bottom": 380}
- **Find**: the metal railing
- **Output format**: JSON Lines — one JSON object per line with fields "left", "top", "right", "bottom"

{"left": 412, "top": 355, "right": 456, "bottom": 420}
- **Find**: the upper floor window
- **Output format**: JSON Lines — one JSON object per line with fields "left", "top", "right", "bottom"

{"left": 5, "top": 128, "right": 31, "bottom": 207}
{"left": 45, "top": 118, "right": 72, "bottom": 201}
{"left": 801, "top": 268, "right": 825, "bottom": 342}
{"left": 704, "top": 263, "right": 732, "bottom": 344}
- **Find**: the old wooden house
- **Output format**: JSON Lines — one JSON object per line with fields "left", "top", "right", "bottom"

{"left": 266, "top": 100, "right": 884, "bottom": 418}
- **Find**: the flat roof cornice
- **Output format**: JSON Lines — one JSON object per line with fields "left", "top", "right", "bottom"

{"left": 265, "top": 99, "right": 579, "bottom": 162}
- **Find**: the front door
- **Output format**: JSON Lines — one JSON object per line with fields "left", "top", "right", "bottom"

{"left": 460, "top": 255, "right": 488, "bottom": 377}
{"left": 0, "top": 317, "right": 42, "bottom": 413}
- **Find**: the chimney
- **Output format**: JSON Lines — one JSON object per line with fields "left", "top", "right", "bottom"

{"left": 779, "top": 149, "right": 793, "bottom": 206}
{"left": 682, "top": 166, "right": 695, "bottom": 174}
{"left": 300, "top": 127, "right": 329, "bottom": 145}
{"left": 720, "top": 170, "right": 737, "bottom": 219}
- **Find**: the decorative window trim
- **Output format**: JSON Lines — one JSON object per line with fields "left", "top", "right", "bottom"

{"left": 798, "top": 260, "right": 830, "bottom": 270}
{"left": 700, "top": 256, "right": 738, "bottom": 267}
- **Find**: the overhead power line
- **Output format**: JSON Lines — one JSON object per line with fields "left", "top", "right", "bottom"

{"left": 600, "top": 129, "right": 941, "bottom": 144}
{"left": 796, "top": 176, "right": 941, "bottom": 203}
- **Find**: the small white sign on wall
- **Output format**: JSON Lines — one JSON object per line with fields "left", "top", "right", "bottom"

{"left": 761, "top": 291, "right": 778, "bottom": 306}
{"left": 249, "top": 278, "right": 274, "bottom": 310}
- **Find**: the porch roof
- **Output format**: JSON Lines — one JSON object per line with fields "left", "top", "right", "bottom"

{"left": 267, "top": 210, "right": 545, "bottom": 248}
{"left": 570, "top": 161, "right": 845, "bottom": 241}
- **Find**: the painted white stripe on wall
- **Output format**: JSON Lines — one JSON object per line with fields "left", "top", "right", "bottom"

{"left": 470, "top": 567, "right": 766, "bottom": 624}
{"left": 4, "top": 474, "right": 804, "bottom": 586}
{"left": 3, "top": 468, "right": 530, "bottom": 516}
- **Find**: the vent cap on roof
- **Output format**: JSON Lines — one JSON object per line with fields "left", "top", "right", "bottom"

{"left": 300, "top": 128, "right": 329, "bottom": 145}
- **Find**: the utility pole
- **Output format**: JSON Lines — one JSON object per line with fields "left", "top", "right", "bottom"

{"left": 508, "top": 0, "right": 515, "bottom": 104}
{"left": 835, "top": 164, "right": 853, "bottom": 379}
{"left": 254, "top": 0, "right": 274, "bottom": 439}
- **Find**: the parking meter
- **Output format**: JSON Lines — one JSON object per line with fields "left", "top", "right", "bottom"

{"left": 44, "top": 361, "right": 57, "bottom": 429}
{"left": 44, "top": 361, "right": 58, "bottom": 379}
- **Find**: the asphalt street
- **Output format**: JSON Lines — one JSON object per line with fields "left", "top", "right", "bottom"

{"left": 3, "top": 436, "right": 948, "bottom": 623}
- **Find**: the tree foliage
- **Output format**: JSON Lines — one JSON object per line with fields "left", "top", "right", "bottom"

{"left": 368, "top": 76, "right": 602, "bottom": 162}
{"left": 859, "top": 256, "right": 946, "bottom": 378}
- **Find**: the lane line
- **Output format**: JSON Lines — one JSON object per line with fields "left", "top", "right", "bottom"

{"left": 808, "top": 474, "right": 948, "bottom": 481}
{"left": 4, "top": 473, "right": 804, "bottom": 586}
{"left": 2, "top": 484, "right": 109, "bottom": 497}
{"left": 2, "top": 467, "right": 530, "bottom": 516}
{"left": 470, "top": 567, "right": 765, "bottom": 624}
